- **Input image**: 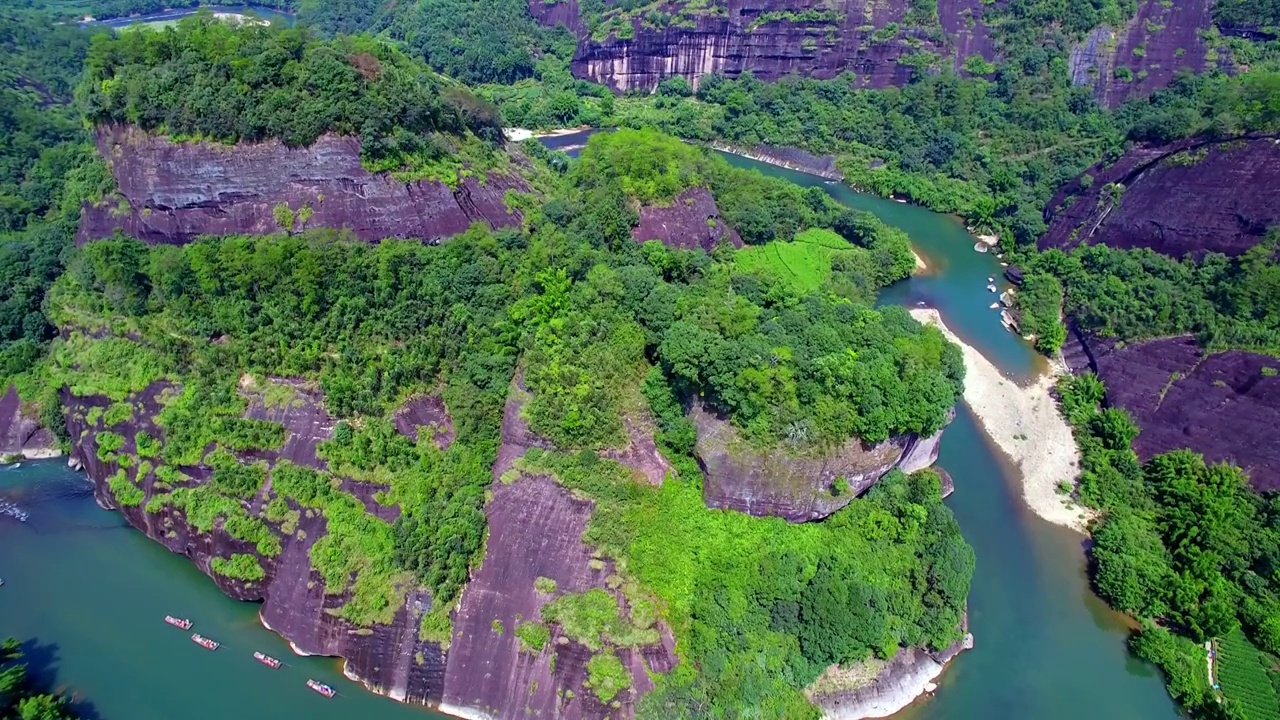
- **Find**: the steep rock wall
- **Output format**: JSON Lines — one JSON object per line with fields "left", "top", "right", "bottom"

{"left": 1067, "top": 0, "right": 1221, "bottom": 107}
{"left": 1062, "top": 330, "right": 1280, "bottom": 492}
{"left": 692, "top": 401, "right": 952, "bottom": 521}
{"left": 1039, "top": 135, "right": 1280, "bottom": 258}
{"left": 65, "top": 379, "right": 448, "bottom": 707}
{"left": 0, "top": 385, "right": 59, "bottom": 459}
{"left": 632, "top": 186, "right": 742, "bottom": 250}
{"left": 79, "top": 125, "right": 524, "bottom": 246}
{"left": 810, "top": 632, "right": 973, "bottom": 719}
{"left": 531, "top": 0, "right": 1000, "bottom": 93}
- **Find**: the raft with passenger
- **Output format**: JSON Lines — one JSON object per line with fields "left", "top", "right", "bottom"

{"left": 165, "top": 616, "right": 192, "bottom": 630}
{"left": 191, "top": 633, "right": 219, "bottom": 651}
{"left": 306, "top": 679, "right": 336, "bottom": 698}
{"left": 254, "top": 651, "right": 281, "bottom": 669}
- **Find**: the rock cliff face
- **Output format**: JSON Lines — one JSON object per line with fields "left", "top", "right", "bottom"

{"left": 1039, "top": 135, "right": 1280, "bottom": 258}
{"left": 531, "top": 0, "right": 1000, "bottom": 93}
{"left": 66, "top": 379, "right": 448, "bottom": 706}
{"left": 441, "top": 376, "right": 676, "bottom": 720}
{"left": 632, "top": 186, "right": 742, "bottom": 250}
{"left": 1062, "top": 329, "right": 1280, "bottom": 493}
{"left": 810, "top": 632, "right": 973, "bottom": 719}
{"left": 1067, "top": 0, "right": 1222, "bottom": 107}
{"left": 692, "top": 401, "right": 951, "bottom": 521}
{"left": 79, "top": 125, "right": 524, "bottom": 246}
{"left": 0, "top": 385, "right": 59, "bottom": 459}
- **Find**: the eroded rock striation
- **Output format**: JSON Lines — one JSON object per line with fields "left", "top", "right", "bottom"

{"left": 67, "top": 379, "right": 448, "bottom": 706}
{"left": 79, "top": 125, "right": 524, "bottom": 246}
{"left": 0, "top": 385, "right": 59, "bottom": 459}
{"left": 632, "top": 186, "right": 742, "bottom": 251}
{"left": 1039, "top": 135, "right": 1280, "bottom": 258}
{"left": 1067, "top": 0, "right": 1221, "bottom": 107}
{"left": 531, "top": 0, "right": 999, "bottom": 93}
{"left": 809, "top": 631, "right": 974, "bottom": 719}
{"left": 1062, "top": 329, "right": 1280, "bottom": 492}
{"left": 692, "top": 400, "right": 951, "bottom": 521}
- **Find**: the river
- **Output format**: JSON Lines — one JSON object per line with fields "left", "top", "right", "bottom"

{"left": 0, "top": 135, "right": 1178, "bottom": 720}
{"left": 85, "top": 4, "right": 294, "bottom": 29}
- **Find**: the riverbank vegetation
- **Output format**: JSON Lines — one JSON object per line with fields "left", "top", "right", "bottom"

{"left": 1058, "top": 373, "right": 1280, "bottom": 719}
{"left": 0, "top": 637, "right": 81, "bottom": 719}
{"left": 9, "top": 108, "right": 970, "bottom": 716}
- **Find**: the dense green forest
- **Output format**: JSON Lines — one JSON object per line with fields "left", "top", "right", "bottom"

{"left": 0, "top": 638, "right": 80, "bottom": 719}
{"left": 7, "top": 48, "right": 973, "bottom": 707}
{"left": 0, "top": 8, "right": 111, "bottom": 432}
{"left": 1019, "top": 233, "right": 1280, "bottom": 356}
{"left": 80, "top": 17, "right": 505, "bottom": 178}
{"left": 1059, "top": 373, "right": 1280, "bottom": 719}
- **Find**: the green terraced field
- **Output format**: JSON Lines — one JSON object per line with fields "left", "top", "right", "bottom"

{"left": 1218, "top": 629, "right": 1280, "bottom": 720}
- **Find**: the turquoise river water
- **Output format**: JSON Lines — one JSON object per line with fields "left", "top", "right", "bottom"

{"left": 0, "top": 142, "right": 1180, "bottom": 720}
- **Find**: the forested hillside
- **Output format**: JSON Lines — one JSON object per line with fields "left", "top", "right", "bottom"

{"left": 0, "top": 17, "right": 974, "bottom": 715}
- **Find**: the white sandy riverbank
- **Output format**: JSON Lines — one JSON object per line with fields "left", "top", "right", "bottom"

{"left": 911, "top": 309, "right": 1092, "bottom": 533}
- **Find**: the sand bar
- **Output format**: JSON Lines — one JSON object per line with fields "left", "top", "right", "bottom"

{"left": 911, "top": 309, "right": 1092, "bottom": 533}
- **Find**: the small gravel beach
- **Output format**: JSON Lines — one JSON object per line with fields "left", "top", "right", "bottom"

{"left": 911, "top": 309, "right": 1092, "bottom": 533}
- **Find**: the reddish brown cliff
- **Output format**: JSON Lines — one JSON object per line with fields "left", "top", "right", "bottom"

{"left": 632, "top": 186, "right": 742, "bottom": 250}
{"left": 0, "top": 385, "right": 59, "bottom": 459}
{"left": 1039, "top": 135, "right": 1280, "bottom": 258}
{"left": 691, "top": 400, "right": 951, "bottom": 521}
{"left": 79, "top": 125, "right": 524, "bottom": 246}
{"left": 67, "top": 379, "right": 448, "bottom": 707}
{"left": 1062, "top": 330, "right": 1280, "bottom": 492}
{"left": 531, "top": 0, "right": 1000, "bottom": 93}
{"left": 1068, "top": 0, "right": 1225, "bottom": 107}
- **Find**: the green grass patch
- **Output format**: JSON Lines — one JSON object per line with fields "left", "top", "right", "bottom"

{"left": 103, "top": 402, "right": 134, "bottom": 426}
{"left": 95, "top": 430, "right": 125, "bottom": 462}
{"left": 585, "top": 651, "right": 631, "bottom": 704}
{"left": 1218, "top": 628, "right": 1280, "bottom": 720}
{"left": 50, "top": 334, "right": 168, "bottom": 401}
{"left": 540, "top": 587, "right": 660, "bottom": 651}
{"left": 211, "top": 553, "right": 266, "bottom": 582}
{"left": 107, "top": 468, "right": 143, "bottom": 507}
{"left": 735, "top": 228, "right": 858, "bottom": 294}
{"left": 535, "top": 576, "right": 558, "bottom": 594}
{"left": 135, "top": 431, "right": 161, "bottom": 458}
{"left": 515, "top": 622, "right": 551, "bottom": 652}
{"left": 272, "top": 461, "right": 414, "bottom": 626}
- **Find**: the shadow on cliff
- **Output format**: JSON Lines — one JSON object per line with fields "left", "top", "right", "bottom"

{"left": 17, "top": 637, "right": 106, "bottom": 720}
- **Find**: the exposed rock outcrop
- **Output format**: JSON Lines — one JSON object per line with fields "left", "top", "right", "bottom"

{"left": 809, "top": 632, "right": 974, "bottom": 720}
{"left": 531, "top": 0, "right": 1000, "bottom": 93}
{"left": 1062, "top": 329, "right": 1280, "bottom": 492}
{"left": 79, "top": 125, "right": 524, "bottom": 246}
{"left": 393, "top": 394, "right": 456, "bottom": 450}
{"left": 0, "top": 385, "right": 59, "bottom": 459}
{"left": 1039, "top": 135, "right": 1280, "bottom": 258}
{"left": 632, "top": 186, "right": 742, "bottom": 250}
{"left": 441, "top": 472, "right": 676, "bottom": 720}
{"left": 66, "top": 379, "right": 448, "bottom": 707}
{"left": 1067, "top": 0, "right": 1221, "bottom": 107}
{"left": 692, "top": 401, "right": 952, "bottom": 521}
{"left": 707, "top": 142, "right": 844, "bottom": 180}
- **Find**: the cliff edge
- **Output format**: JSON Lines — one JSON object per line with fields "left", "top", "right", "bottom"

{"left": 79, "top": 125, "right": 525, "bottom": 246}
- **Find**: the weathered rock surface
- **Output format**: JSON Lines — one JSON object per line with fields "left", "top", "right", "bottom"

{"left": 67, "top": 379, "right": 448, "bottom": 707}
{"left": 809, "top": 632, "right": 974, "bottom": 720}
{"left": 0, "top": 385, "right": 59, "bottom": 459}
{"left": 708, "top": 141, "right": 844, "bottom": 180}
{"left": 1039, "top": 135, "right": 1280, "bottom": 258}
{"left": 531, "top": 0, "right": 1000, "bottom": 93}
{"left": 1062, "top": 330, "right": 1280, "bottom": 492}
{"left": 393, "top": 393, "right": 456, "bottom": 450}
{"left": 692, "top": 400, "right": 951, "bottom": 521}
{"left": 79, "top": 125, "right": 524, "bottom": 246}
{"left": 441, "top": 473, "right": 676, "bottom": 720}
{"left": 1067, "top": 0, "right": 1222, "bottom": 107}
{"left": 632, "top": 186, "right": 742, "bottom": 251}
